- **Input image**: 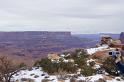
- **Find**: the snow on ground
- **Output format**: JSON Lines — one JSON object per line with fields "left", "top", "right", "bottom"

{"left": 12, "top": 67, "right": 124, "bottom": 82}
{"left": 78, "top": 75, "right": 124, "bottom": 82}
{"left": 87, "top": 74, "right": 103, "bottom": 81}
{"left": 13, "top": 67, "right": 57, "bottom": 82}
{"left": 107, "top": 77, "right": 124, "bottom": 82}
{"left": 86, "top": 45, "right": 109, "bottom": 55}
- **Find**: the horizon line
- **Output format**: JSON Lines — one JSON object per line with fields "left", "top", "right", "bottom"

{"left": 0, "top": 31, "right": 121, "bottom": 34}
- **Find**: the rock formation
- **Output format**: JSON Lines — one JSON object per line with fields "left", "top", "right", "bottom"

{"left": 120, "top": 32, "right": 124, "bottom": 44}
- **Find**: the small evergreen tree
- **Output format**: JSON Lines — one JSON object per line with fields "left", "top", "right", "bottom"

{"left": 102, "top": 57, "right": 119, "bottom": 76}
{"left": 34, "top": 58, "right": 78, "bottom": 74}
{"left": 81, "top": 65, "right": 96, "bottom": 76}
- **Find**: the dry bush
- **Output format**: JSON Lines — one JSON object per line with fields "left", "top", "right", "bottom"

{"left": 41, "top": 79, "right": 50, "bottom": 82}
{"left": 70, "top": 77, "right": 77, "bottom": 82}
{"left": 78, "top": 80, "right": 87, "bottom": 82}
{"left": 0, "top": 56, "right": 23, "bottom": 82}
{"left": 95, "top": 78, "right": 106, "bottom": 82}
{"left": 34, "top": 75, "right": 39, "bottom": 78}
{"left": 21, "top": 78, "right": 35, "bottom": 82}
{"left": 54, "top": 68, "right": 68, "bottom": 80}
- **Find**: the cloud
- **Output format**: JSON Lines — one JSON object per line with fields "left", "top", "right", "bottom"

{"left": 0, "top": 0, "right": 124, "bottom": 33}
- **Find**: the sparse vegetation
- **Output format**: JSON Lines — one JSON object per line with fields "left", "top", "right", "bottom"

{"left": 34, "top": 49, "right": 97, "bottom": 77}
{"left": 21, "top": 78, "right": 28, "bottom": 81}
{"left": 0, "top": 56, "right": 23, "bottom": 82}
{"left": 81, "top": 65, "right": 96, "bottom": 76}
{"left": 78, "top": 80, "right": 86, "bottom": 82}
{"left": 55, "top": 68, "right": 67, "bottom": 80}
{"left": 42, "top": 79, "right": 50, "bottom": 82}
{"left": 34, "top": 58, "right": 77, "bottom": 74}
{"left": 70, "top": 77, "right": 77, "bottom": 82}
{"left": 21, "top": 78, "right": 35, "bottom": 82}
{"left": 18, "top": 62, "right": 27, "bottom": 68}
{"left": 34, "top": 75, "right": 39, "bottom": 78}
{"left": 30, "top": 74, "right": 35, "bottom": 76}
{"left": 73, "top": 49, "right": 97, "bottom": 76}
{"left": 102, "top": 57, "right": 119, "bottom": 76}
{"left": 95, "top": 78, "right": 106, "bottom": 82}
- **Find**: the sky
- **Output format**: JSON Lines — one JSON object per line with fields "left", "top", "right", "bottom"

{"left": 0, "top": 0, "right": 124, "bottom": 34}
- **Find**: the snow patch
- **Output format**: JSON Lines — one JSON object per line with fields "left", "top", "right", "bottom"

{"left": 86, "top": 45, "right": 109, "bottom": 55}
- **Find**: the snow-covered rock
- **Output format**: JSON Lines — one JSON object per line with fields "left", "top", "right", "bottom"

{"left": 86, "top": 45, "right": 109, "bottom": 55}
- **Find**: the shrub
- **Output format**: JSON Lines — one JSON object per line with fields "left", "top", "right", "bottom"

{"left": 41, "top": 74, "right": 46, "bottom": 76}
{"left": 78, "top": 80, "right": 86, "bottom": 82}
{"left": 55, "top": 68, "right": 67, "bottom": 80}
{"left": 42, "top": 79, "right": 50, "bottom": 82}
{"left": 18, "top": 62, "right": 27, "bottom": 68}
{"left": 34, "top": 75, "right": 39, "bottom": 78}
{"left": 34, "top": 58, "right": 77, "bottom": 74}
{"left": 34, "top": 50, "right": 89, "bottom": 75}
{"left": 28, "top": 68, "right": 33, "bottom": 71}
{"left": 45, "top": 76, "right": 49, "bottom": 78}
{"left": 28, "top": 79, "right": 35, "bottom": 82}
{"left": 70, "top": 77, "right": 77, "bottom": 82}
{"left": 21, "top": 78, "right": 35, "bottom": 82}
{"left": 81, "top": 65, "right": 96, "bottom": 76}
{"left": 116, "top": 78, "right": 121, "bottom": 81}
{"left": 89, "top": 61, "right": 95, "bottom": 67}
{"left": 30, "top": 73, "right": 35, "bottom": 76}
{"left": 0, "top": 56, "right": 23, "bottom": 82}
{"left": 95, "top": 78, "right": 106, "bottom": 82}
{"left": 21, "top": 78, "right": 28, "bottom": 81}
{"left": 73, "top": 50, "right": 89, "bottom": 69}
{"left": 16, "top": 79, "right": 19, "bottom": 82}
{"left": 102, "top": 57, "right": 119, "bottom": 76}
{"left": 72, "top": 49, "right": 88, "bottom": 59}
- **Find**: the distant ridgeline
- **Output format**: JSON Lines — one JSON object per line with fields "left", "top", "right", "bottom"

{"left": 0, "top": 31, "right": 120, "bottom": 59}
{"left": 0, "top": 31, "right": 71, "bottom": 40}
{"left": 0, "top": 31, "right": 94, "bottom": 58}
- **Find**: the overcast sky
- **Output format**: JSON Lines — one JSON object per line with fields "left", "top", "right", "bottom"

{"left": 0, "top": 0, "right": 124, "bottom": 34}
